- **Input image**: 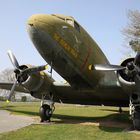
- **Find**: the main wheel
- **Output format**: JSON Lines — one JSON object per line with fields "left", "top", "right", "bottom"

{"left": 133, "top": 107, "right": 140, "bottom": 130}
{"left": 39, "top": 104, "right": 52, "bottom": 122}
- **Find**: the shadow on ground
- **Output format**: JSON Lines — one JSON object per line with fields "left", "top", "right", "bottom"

{"left": 0, "top": 105, "right": 38, "bottom": 116}
{"left": 52, "top": 113, "right": 132, "bottom": 132}
{"left": 0, "top": 106, "right": 132, "bottom": 132}
{"left": 5, "top": 109, "right": 38, "bottom": 116}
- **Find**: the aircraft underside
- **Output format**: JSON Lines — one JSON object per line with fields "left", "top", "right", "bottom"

{"left": 32, "top": 85, "right": 129, "bottom": 107}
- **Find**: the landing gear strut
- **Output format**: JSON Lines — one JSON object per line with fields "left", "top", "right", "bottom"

{"left": 119, "top": 107, "right": 122, "bottom": 113}
{"left": 39, "top": 94, "right": 55, "bottom": 122}
{"left": 129, "top": 95, "right": 140, "bottom": 130}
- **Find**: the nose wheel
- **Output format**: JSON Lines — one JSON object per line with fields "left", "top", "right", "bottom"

{"left": 39, "top": 94, "right": 55, "bottom": 122}
{"left": 39, "top": 104, "right": 52, "bottom": 122}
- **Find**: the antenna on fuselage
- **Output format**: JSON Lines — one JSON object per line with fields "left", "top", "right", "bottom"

{"left": 49, "top": 61, "right": 53, "bottom": 78}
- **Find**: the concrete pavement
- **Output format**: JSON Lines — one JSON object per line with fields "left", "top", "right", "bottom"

{"left": 0, "top": 110, "right": 34, "bottom": 133}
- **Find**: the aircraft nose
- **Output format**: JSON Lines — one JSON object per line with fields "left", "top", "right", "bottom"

{"left": 27, "top": 14, "right": 58, "bottom": 61}
{"left": 27, "top": 14, "right": 54, "bottom": 27}
{"left": 27, "top": 14, "right": 37, "bottom": 26}
{"left": 27, "top": 14, "right": 56, "bottom": 37}
{"left": 27, "top": 14, "right": 43, "bottom": 27}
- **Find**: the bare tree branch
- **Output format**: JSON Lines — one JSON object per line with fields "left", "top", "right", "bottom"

{"left": 122, "top": 10, "right": 140, "bottom": 52}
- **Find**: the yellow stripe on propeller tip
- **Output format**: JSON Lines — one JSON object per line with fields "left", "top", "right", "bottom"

{"left": 6, "top": 100, "right": 10, "bottom": 103}
{"left": 45, "top": 65, "right": 48, "bottom": 70}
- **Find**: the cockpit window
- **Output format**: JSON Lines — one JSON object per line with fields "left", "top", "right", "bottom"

{"left": 52, "top": 14, "right": 80, "bottom": 32}
{"left": 74, "top": 21, "right": 80, "bottom": 32}
{"left": 66, "top": 19, "right": 80, "bottom": 32}
{"left": 66, "top": 19, "right": 74, "bottom": 27}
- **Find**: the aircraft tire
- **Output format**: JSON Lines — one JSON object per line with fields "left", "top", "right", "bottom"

{"left": 133, "top": 107, "right": 140, "bottom": 130}
{"left": 39, "top": 104, "right": 52, "bottom": 122}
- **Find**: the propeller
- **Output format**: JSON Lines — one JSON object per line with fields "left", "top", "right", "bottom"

{"left": 132, "top": 52, "right": 140, "bottom": 93}
{"left": 7, "top": 50, "right": 20, "bottom": 69}
{"left": 89, "top": 52, "right": 140, "bottom": 72}
{"left": 7, "top": 79, "right": 18, "bottom": 102}
{"left": 134, "top": 52, "right": 140, "bottom": 65}
{"left": 6, "top": 50, "right": 48, "bottom": 102}
{"left": 89, "top": 52, "right": 140, "bottom": 94}
{"left": 94, "top": 64, "right": 125, "bottom": 71}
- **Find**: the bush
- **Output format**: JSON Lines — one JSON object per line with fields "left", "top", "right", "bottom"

{"left": 21, "top": 96, "right": 27, "bottom": 102}
{"left": 0, "top": 96, "right": 5, "bottom": 101}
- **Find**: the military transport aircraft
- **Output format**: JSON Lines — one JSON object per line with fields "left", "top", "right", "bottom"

{"left": 0, "top": 14, "right": 140, "bottom": 130}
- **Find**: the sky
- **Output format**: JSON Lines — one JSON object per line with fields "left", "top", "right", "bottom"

{"left": 0, "top": 0, "right": 140, "bottom": 81}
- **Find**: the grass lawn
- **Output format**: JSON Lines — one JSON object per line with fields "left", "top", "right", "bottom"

{"left": 0, "top": 102, "right": 140, "bottom": 140}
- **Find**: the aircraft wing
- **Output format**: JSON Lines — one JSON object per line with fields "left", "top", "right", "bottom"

{"left": 0, "top": 82, "right": 29, "bottom": 93}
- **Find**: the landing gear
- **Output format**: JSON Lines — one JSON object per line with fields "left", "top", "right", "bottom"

{"left": 132, "top": 106, "right": 140, "bottom": 130}
{"left": 39, "top": 104, "right": 52, "bottom": 122}
{"left": 129, "top": 94, "right": 140, "bottom": 130}
{"left": 39, "top": 94, "right": 55, "bottom": 122}
{"left": 119, "top": 107, "right": 122, "bottom": 113}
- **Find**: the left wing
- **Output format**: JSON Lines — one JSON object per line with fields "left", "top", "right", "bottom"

{"left": 0, "top": 82, "right": 29, "bottom": 93}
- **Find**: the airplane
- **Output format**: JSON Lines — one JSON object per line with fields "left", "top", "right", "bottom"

{"left": 0, "top": 13, "right": 140, "bottom": 130}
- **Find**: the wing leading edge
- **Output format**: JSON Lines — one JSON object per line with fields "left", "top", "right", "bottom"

{"left": 0, "top": 82, "right": 29, "bottom": 93}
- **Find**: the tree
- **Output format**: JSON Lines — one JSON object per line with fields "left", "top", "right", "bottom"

{"left": 123, "top": 10, "right": 140, "bottom": 52}
{"left": 0, "top": 68, "right": 16, "bottom": 98}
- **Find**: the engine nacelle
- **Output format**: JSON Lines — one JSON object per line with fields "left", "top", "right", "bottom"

{"left": 117, "top": 58, "right": 135, "bottom": 94}
{"left": 17, "top": 65, "right": 54, "bottom": 97}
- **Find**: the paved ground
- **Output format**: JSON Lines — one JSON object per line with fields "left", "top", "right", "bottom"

{"left": 0, "top": 110, "right": 34, "bottom": 133}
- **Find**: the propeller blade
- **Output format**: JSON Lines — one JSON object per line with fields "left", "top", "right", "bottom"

{"left": 7, "top": 79, "right": 18, "bottom": 101}
{"left": 134, "top": 52, "right": 140, "bottom": 65}
{"left": 134, "top": 74, "right": 140, "bottom": 94}
{"left": 22, "top": 65, "right": 48, "bottom": 75}
{"left": 7, "top": 50, "right": 20, "bottom": 69}
{"left": 94, "top": 64, "right": 126, "bottom": 71}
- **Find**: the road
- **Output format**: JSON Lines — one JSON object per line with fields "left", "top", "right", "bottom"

{"left": 0, "top": 110, "right": 34, "bottom": 133}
